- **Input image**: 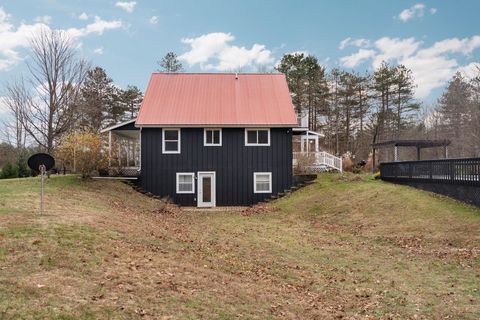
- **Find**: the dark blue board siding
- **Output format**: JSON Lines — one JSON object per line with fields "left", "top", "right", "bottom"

{"left": 140, "top": 127, "right": 293, "bottom": 206}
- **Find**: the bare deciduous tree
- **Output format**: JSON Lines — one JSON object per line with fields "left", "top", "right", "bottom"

{"left": 1, "top": 78, "right": 28, "bottom": 150}
{"left": 16, "top": 28, "right": 88, "bottom": 153}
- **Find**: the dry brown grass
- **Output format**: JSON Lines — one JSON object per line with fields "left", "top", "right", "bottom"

{"left": 0, "top": 174, "right": 479, "bottom": 319}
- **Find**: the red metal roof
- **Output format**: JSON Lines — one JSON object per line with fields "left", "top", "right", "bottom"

{"left": 136, "top": 73, "right": 297, "bottom": 127}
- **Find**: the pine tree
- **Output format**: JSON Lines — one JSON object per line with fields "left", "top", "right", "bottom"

{"left": 276, "top": 53, "right": 308, "bottom": 114}
{"left": 120, "top": 85, "right": 143, "bottom": 119}
{"left": 78, "top": 67, "right": 118, "bottom": 131}
{"left": 158, "top": 52, "right": 183, "bottom": 72}
{"left": 392, "top": 65, "right": 420, "bottom": 137}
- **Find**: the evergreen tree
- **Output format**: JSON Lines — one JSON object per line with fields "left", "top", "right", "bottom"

{"left": 392, "top": 65, "right": 420, "bottom": 137}
{"left": 0, "top": 161, "right": 18, "bottom": 179}
{"left": 158, "top": 52, "right": 183, "bottom": 72}
{"left": 16, "top": 152, "right": 30, "bottom": 177}
{"left": 276, "top": 53, "right": 328, "bottom": 131}
{"left": 78, "top": 67, "right": 118, "bottom": 131}
{"left": 120, "top": 85, "right": 144, "bottom": 119}
{"left": 276, "top": 53, "right": 308, "bottom": 114}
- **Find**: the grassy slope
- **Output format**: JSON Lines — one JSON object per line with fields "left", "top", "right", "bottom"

{"left": 0, "top": 174, "right": 479, "bottom": 319}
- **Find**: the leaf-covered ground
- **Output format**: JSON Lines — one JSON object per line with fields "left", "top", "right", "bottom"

{"left": 0, "top": 174, "right": 479, "bottom": 319}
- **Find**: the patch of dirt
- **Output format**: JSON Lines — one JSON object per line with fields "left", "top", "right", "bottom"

{"left": 386, "top": 235, "right": 480, "bottom": 261}
{"left": 241, "top": 203, "right": 279, "bottom": 216}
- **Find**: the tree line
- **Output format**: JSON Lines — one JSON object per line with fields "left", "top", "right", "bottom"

{"left": 0, "top": 28, "right": 187, "bottom": 177}
{"left": 277, "top": 53, "right": 479, "bottom": 162}
{"left": 276, "top": 53, "right": 420, "bottom": 161}
{"left": 1, "top": 29, "right": 478, "bottom": 177}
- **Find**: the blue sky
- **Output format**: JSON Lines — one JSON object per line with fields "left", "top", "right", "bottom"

{"left": 0, "top": 0, "right": 479, "bottom": 113}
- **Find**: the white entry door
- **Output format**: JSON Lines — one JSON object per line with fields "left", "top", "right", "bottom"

{"left": 197, "top": 172, "right": 216, "bottom": 207}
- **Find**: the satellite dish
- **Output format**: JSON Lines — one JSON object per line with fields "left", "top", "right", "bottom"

{"left": 28, "top": 153, "right": 55, "bottom": 173}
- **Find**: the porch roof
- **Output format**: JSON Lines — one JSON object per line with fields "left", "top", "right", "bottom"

{"left": 292, "top": 127, "right": 325, "bottom": 137}
{"left": 101, "top": 119, "right": 139, "bottom": 139}
{"left": 372, "top": 139, "right": 451, "bottom": 149}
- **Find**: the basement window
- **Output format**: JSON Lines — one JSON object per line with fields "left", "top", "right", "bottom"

{"left": 176, "top": 173, "right": 195, "bottom": 194}
{"left": 245, "top": 129, "right": 270, "bottom": 146}
{"left": 204, "top": 128, "right": 222, "bottom": 146}
{"left": 162, "top": 128, "right": 180, "bottom": 154}
{"left": 254, "top": 172, "right": 272, "bottom": 193}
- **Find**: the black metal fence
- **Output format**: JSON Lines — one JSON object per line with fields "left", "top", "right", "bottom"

{"left": 380, "top": 158, "right": 480, "bottom": 186}
{"left": 380, "top": 158, "right": 480, "bottom": 207}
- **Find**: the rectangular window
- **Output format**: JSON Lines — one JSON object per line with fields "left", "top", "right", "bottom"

{"left": 176, "top": 172, "right": 194, "bottom": 193}
{"left": 204, "top": 128, "right": 222, "bottom": 146}
{"left": 162, "top": 128, "right": 180, "bottom": 154}
{"left": 254, "top": 172, "right": 272, "bottom": 193}
{"left": 245, "top": 129, "right": 270, "bottom": 146}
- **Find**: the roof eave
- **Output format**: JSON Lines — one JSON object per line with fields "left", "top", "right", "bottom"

{"left": 135, "top": 123, "right": 299, "bottom": 128}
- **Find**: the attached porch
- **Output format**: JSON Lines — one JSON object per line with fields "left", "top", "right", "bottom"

{"left": 292, "top": 127, "right": 342, "bottom": 172}
{"left": 100, "top": 119, "right": 141, "bottom": 178}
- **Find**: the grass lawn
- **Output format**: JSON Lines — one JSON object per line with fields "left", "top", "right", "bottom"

{"left": 0, "top": 174, "right": 479, "bottom": 319}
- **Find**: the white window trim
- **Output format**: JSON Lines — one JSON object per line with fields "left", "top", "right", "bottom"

{"left": 162, "top": 128, "right": 181, "bottom": 154}
{"left": 245, "top": 128, "right": 270, "bottom": 146}
{"left": 203, "top": 128, "right": 222, "bottom": 146}
{"left": 254, "top": 172, "right": 272, "bottom": 193}
{"left": 176, "top": 172, "right": 195, "bottom": 194}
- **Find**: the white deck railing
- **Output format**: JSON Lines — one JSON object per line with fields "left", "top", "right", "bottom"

{"left": 293, "top": 152, "right": 343, "bottom": 172}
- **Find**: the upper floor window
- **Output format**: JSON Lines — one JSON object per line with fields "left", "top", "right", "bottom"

{"left": 245, "top": 128, "right": 270, "bottom": 146}
{"left": 162, "top": 128, "right": 181, "bottom": 154}
{"left": 204, "top": 128, "right": 222, "bottom": 146}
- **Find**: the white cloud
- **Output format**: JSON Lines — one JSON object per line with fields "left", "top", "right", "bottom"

{"left": 34, "top": 15, "right": 52, "bottom": 24}
{"left": 149, "top": 16, "right": 158, "bottom": 25}
{"left": 0, "top": 7, "right": 122, "bottom": 71}
{"left": 372, "top": 37, "right": 420, "bottom": 68}
{"left": 65, "top": 16, "right": 122, "bottom": 39}
{"left": 397, "top": 3, "right": 437, "bottom": 22}
{"left": 93, "top": 47, "right": 104, "bottom": 55}
{"left": 339, "top": 35, "right": 480, "bottom": 98}
{"left": 340, "top": 49, "right": 376, "bottom": 68}
{"left": 179, "top": 32, "right": 274, "bottom": 71}
{"left": 398, "top": 3, "right": 426, "bottom": 22}
{"left": 0, "top": 7, "right": 46, "bottom": 70}
{"left": 78, "top": 12, "right": 89, "bottom": 20}
{"left": 339, "top": 37, "right": 370, "bottom": 50}
{"left": 457, "top": 62, "right": 480, "bottom": 80}
{"left": 115, "top": 1, "right": 137, "bottom": 13}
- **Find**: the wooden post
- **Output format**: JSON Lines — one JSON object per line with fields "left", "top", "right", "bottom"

{"left": 417, "top": 147, "right": 421, "bottom": 161}
{"left": 394, "top": 146, "right": 399, "bottom": 162}
{"left": 444, "top": 146, "right": 448, "bottom": 159}
{"left": 306, "top": 131, "right": 309, "bottom": 153}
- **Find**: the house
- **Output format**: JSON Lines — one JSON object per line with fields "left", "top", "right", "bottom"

{"left": 103, "top": 73, "right": 297, "bottom": 207}
{"left": 101, "top": 73, "right": 342, "bottom": 207}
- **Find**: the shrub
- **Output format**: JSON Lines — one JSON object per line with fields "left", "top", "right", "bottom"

{"left": 56, "top": 130, "right": 108, "bottom": 179}
{"left": 294, "top": 153, "right": 316, "bottom": 174}
{"left": 16, "top": 153, "right": 31, "bottom": 178}
{"left": 0, "top": 161, "right": 18, "bottom": 179}
{"left": 342, "top": 156, "right": 354, "bottom": 172}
